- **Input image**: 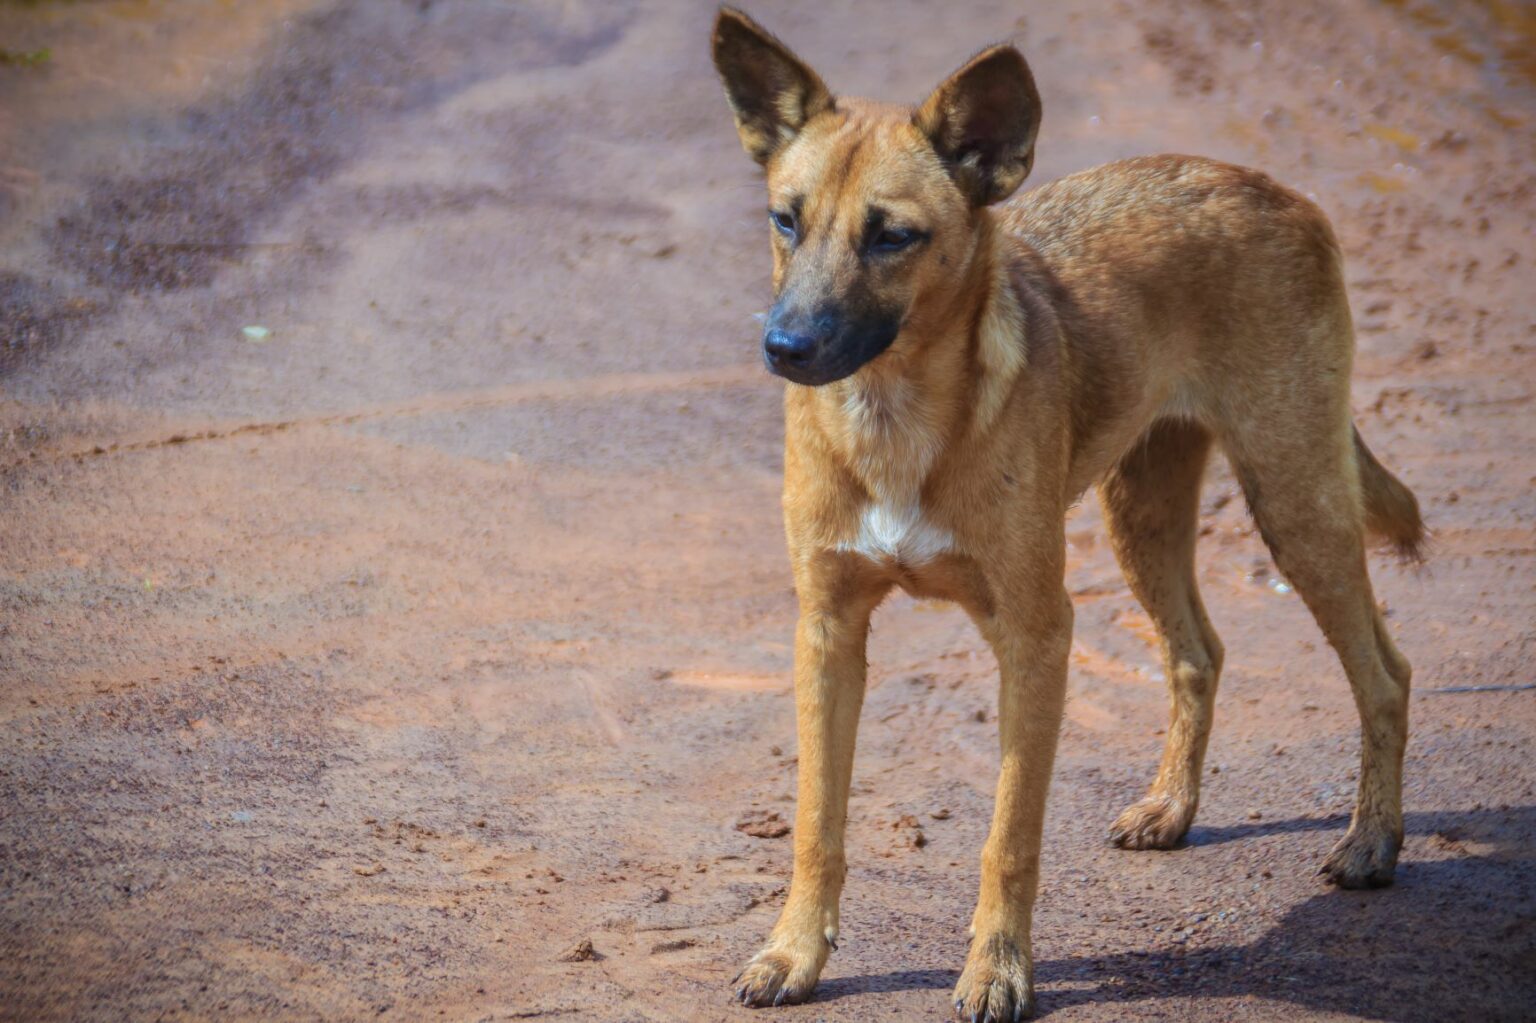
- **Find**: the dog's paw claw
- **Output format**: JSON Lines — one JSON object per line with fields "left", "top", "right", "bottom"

{"left": 1110, "top": 794, "right": 1194, "bottom": 850}
{"left": 953, "top": 934, "right": 1034, "bottom": 1022}
{"left": 1320, "top": 826, "right": 1399, "bottom": 889}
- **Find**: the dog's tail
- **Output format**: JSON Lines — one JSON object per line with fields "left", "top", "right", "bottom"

{"left": 1354, "top": 425, "right": 1426, "bottom": 563}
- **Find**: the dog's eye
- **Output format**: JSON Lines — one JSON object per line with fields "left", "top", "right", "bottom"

{"left": 769, "top": 210, "right": 797, "bottom": 240}
{"left": 871, "top": 227, "right": 920, "bottom": 253}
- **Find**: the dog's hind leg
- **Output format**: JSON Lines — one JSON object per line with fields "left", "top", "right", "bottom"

{"left": 1100, "top": 418, "right": 1225, "bottom": 850}
{"left": 1225, "top": 416, "right": 1412, "bottom": 888}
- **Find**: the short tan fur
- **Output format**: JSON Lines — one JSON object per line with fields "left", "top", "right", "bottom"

{"left": 712, "top": 9, "right": 1424, "bottom": 1020}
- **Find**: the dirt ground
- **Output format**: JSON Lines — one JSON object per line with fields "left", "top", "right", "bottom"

{"left": 1, "top": 1, "right": 1533, "bottom": 1020}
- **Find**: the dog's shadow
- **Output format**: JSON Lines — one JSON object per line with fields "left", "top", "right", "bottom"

{"left": 816, "top": 806, "right": 1536, "bottom": 1021}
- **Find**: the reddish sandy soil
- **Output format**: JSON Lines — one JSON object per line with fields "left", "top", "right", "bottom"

{"left": 2, "top": 2, "right": 1533, "bottom": 1021}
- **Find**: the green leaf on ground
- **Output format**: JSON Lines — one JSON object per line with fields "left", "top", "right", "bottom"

{"left": 0, "top": 48, "right": 52, "bottom": 68}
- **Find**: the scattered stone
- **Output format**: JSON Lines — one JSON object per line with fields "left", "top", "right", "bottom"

{"left": 353, "top": 863, "right": 385, "bottom": 877}
{"left": 929, "top": 808, "right": 952, "bottom": 821}
{"left": 1429, "top": 829, "right": 1468, "bottom": 853}
{"left": 1429, "top": 129, "right": 1469, "bottom": 151}
{"left": 1246, "top": 809, "right": 1263, "bottom": 821}
{"left": 893, "top": 814, "right": 928, "bottom": 849}
{"left": 558, "top": 938, "right": 599, "bottom": 962}
{"left": 736, "top": 810, "right": 790, "bottom": 839}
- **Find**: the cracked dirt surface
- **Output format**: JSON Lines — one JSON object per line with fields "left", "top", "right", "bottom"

{"left": 1, "top": 1, "right": 1533, "bottom": 1020}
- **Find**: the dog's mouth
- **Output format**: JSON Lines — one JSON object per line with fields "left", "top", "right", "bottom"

{"left": 764, "top": 348, "right": 871, "bottom": 386}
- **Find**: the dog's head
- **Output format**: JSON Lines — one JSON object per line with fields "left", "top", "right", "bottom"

{"left": 712, "top": 7, "right": 1041, "bottom": 386}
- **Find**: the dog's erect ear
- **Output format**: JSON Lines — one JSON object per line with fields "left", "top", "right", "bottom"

{"left": 712, "top": 7, "right": 833, "bottom": 166}
{"left": 915, "top": 45, "right": 1041, "bottom": 206}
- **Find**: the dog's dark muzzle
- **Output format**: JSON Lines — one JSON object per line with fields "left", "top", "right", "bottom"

{"left": 761, "top": 306, "right": 900, "bottom": 386}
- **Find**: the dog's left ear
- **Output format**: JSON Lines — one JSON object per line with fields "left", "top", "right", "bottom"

{"left": 712, "top": 7, "right": 833, "bottom": 166}
{"left": 915, "top": 45, "right": 1042, "bottom": 206}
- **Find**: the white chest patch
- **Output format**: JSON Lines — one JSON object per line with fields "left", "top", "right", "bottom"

{"left": 839, "top": 500, "right": 954, "bottom": 566}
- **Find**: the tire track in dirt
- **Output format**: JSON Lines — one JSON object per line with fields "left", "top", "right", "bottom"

{"left": 3, "top": 363, "right": 764, "bottom": 470}
{"left": 2, "top": 0, "right": 633, "bottom": 378}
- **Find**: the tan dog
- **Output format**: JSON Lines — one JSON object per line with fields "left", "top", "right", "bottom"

{"left": 711, "top": 8, "right": 1423, "bottom": 1019}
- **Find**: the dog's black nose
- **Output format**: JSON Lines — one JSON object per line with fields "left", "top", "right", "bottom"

{"left": 764, "top": 328, "right": 817, "bottom": 369}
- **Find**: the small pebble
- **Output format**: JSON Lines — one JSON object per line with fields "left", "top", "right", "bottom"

{"left": 558, "top": 938, "right": 598, "bottom": 962}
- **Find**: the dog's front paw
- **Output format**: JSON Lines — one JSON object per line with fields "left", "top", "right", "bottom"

{"left": 953, "top": 933, "right": 1034, "bottom": 1022}
{"left": 732, "top": 931, "right": 831, "bottom": 1008}
{"left": 1109, "top": 793, "right": 1196, "bottom": 850}
{"left": 1320, "top": 824, "right": 1400, "bottom": 889}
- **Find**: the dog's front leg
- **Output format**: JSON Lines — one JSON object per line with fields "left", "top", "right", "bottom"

{"left": 954, "top": 582, "right": 1072, "bottom": 1022}
{"left": 735, "top": 580, "right": 883, "bottom": 1008}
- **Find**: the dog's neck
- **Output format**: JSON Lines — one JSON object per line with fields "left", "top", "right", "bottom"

{"left": 794, "top": 214, "right": 1025, "bottom": 503}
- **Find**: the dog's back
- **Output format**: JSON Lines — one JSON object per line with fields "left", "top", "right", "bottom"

{"left": 1004, "top": 155, "right": 1347, "bottom": 419}
{"left": 999, "top": 154, "right": 1422, "bottom": 563}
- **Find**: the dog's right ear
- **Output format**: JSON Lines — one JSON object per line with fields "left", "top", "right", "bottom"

{"left": 712, "top": 7, "right": 833, "bottom": 166}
